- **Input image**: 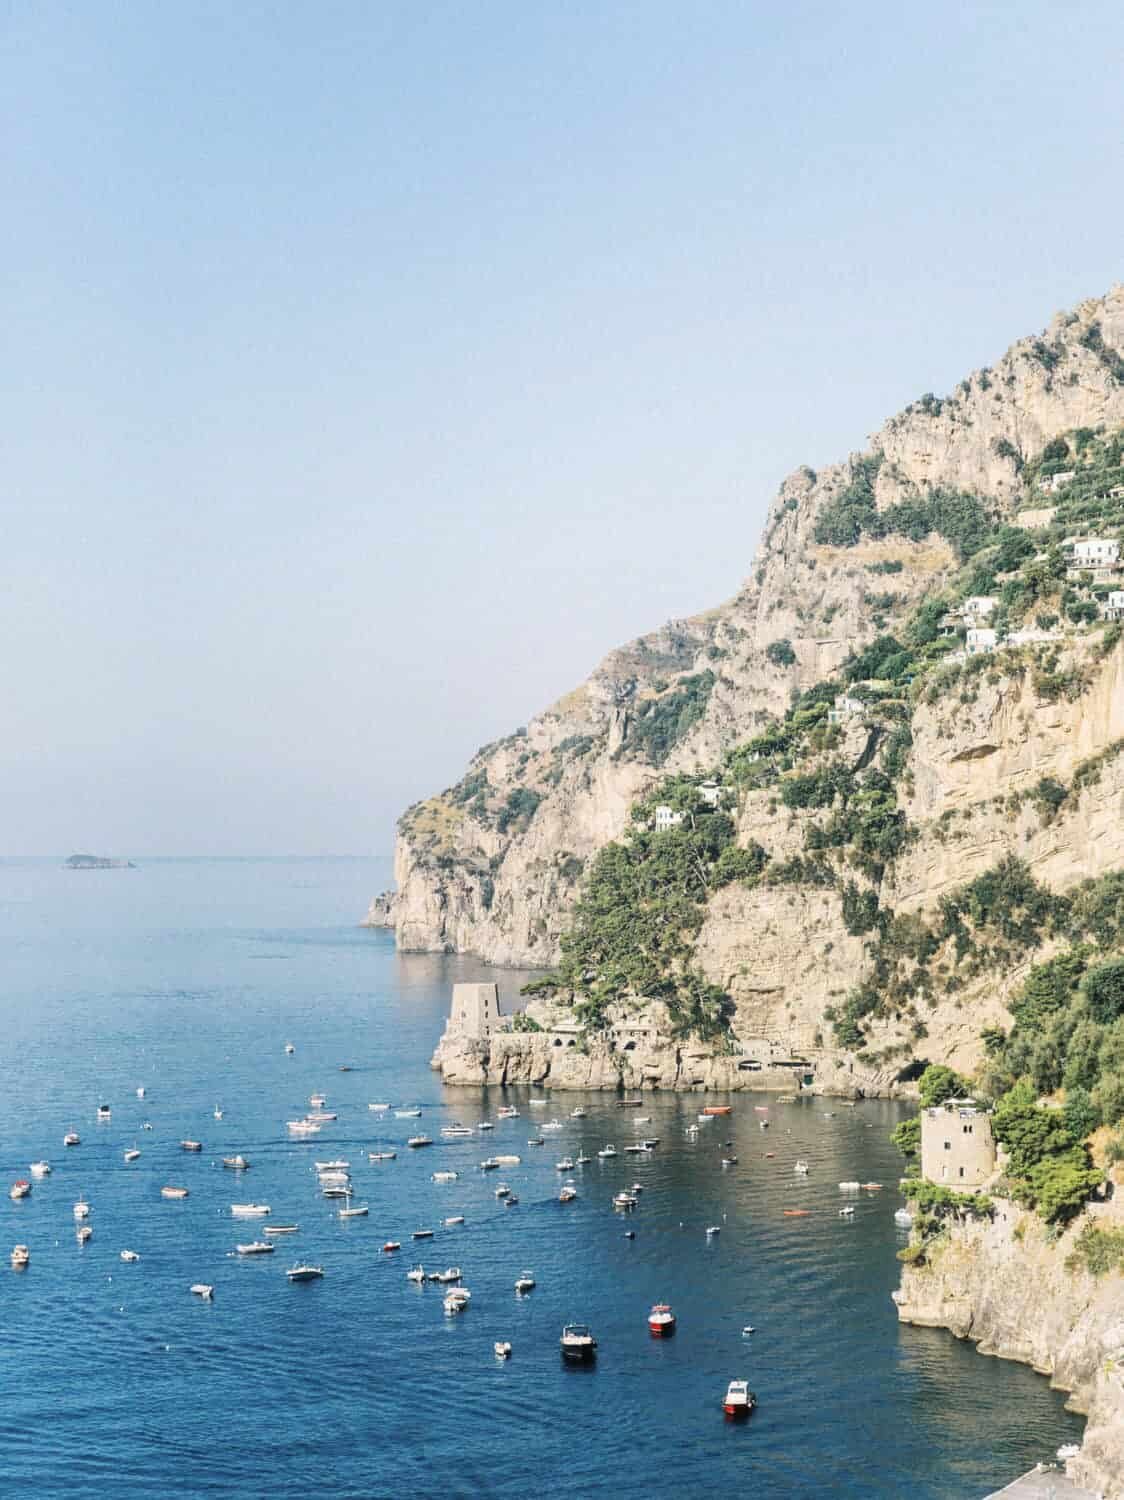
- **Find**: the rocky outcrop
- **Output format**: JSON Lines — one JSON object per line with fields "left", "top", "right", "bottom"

{"left": 895, "top": 1200, "right": 1124, "bottom": 1498}
{"left": 374, "top": 285, "right": 1124, "bottom": 1090}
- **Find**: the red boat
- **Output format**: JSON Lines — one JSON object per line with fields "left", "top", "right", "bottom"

{"left": 702, "top": 1106, "right": 732, "bottom": 1116}
{"left": 648, "top": 1303, "right": 676, "bottom": 1336}
{"left": 9, "top": 1180, "right": 31, "bottom": 1200}
{"left": 382, "top": 1241, "right": 401, "bottom": 1253}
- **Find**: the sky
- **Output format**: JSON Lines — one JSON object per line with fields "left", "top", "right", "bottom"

{"left": 4, "top": 1, "right": 1124, "bottom": 856}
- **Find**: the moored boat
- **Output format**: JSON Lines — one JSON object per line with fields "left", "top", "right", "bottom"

{"left": 222, "top": 1155, "right": 249, "bottom": 1170}
{"left": 444, "top": 1215, "right": 465, "bottom": 1226}
{"left": 263, "top": 1224, "right": 299, "bottom": 1235}
{"left": 703, "top": 1106, "right": 732, "bottom": 1116}
{"left": 406, "top": 1135, "right": 433, "bottom": 1148}
{"left": 96, "top": 1105, "right": 111, "bottom": 1122}
{"left": 395, "top": 1108, "right": 422, "bottom": 1118}
{"left": 11, "top": 1244, "right": 30, "bottom": 1268}
{"left": 648, "top": 1303, "right": 676, "bottom": 1336}
{"left": 494, "top": 1341, "right": 512, "bottom": 1358}
{"left": 161, "top": 1186, "right": 189, "bottom": 1199}
{"left": 339, "top": 1203, "right": 369, "bottom": 1218}
{"left": 406, "top": 1265, "right": 426, "bottom": 1283}
{"left": 287, "top": 1264, "right": 324, "bottom": 1282}
{"left": 560, "top": 1323, "right": 597, "bottom": 1361}
{"left": 236, "top": 1240, "right": 274, "bottom": 1255}
{"left": 723, "top": 1379, "right": 755, "bottom": 1417}
{"left": 30, "top": 1161, "right": 50, "bottom": 1179}
{"left": 124, "top": 1148, "right": 141, "bottom": 1162}
{"left": 73, "top": 1197, "right": 90, "bottom": 1217}
{"left": 794, "top": 1159, "right": 810, "bottom": 1174}
{"left": 120, "top": 1249, "right": 140, "bottom": 1262}
{"left": 368, "top": 1150, "right": 397, "bottom": 1161}
{"left": 597, "top": 1144, "right": 617, "bottom": 1159}
{"left": 431, "top": 1171, "right": 458, "bottom": 1183}
{"left": 515, "top": 1271, "right": 535, "bottom": 1293}
{"left": 10, "top": 1180, "right": 31, "bottom": 1200}
{"left": 76, "top": 1225, "right": 93, "bottom": 1243}
{"left": 230, "top": 1203, "right": 270, "bottom": 1216}
{"left": 64, "top": 1131, "right": 80, "bottom": 1147}
{"left": 412, "top": 1228, "right": 434, "bottom": 1240}
{"left": 440, "top": 1124, "right": 473, "bottom": 1138}
{"left": 190, "top": 1283, "right": 214, "bottom": 1298}
{"left": 181, "top": 1140, "right": 202, "bottom": 1152}
{"left": 382, "top": 1241, "right": 401, "bottom": 1253}
{"left": 559, "top": 1186, "right": 577, "bottom": 1202}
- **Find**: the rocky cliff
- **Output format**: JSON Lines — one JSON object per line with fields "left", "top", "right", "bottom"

{"left": 895, "top": 1197, "right": 1124, "bottom": 1498}
{"left": 372, "top": 286, "right": 1124, "bottom": 1094}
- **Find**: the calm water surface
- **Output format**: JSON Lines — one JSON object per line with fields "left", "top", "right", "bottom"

{"left": 0, "top": 857, "right": 1082, "bottom": 1498}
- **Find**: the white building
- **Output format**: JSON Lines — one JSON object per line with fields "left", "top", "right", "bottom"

{"left": 965, "top": 627, "right": 997, "bottom": 655}
{"left": 697, "top": 780, "right": 723, "bottom": 808}
{"left": 1038, "top": 470, "right": 1076, "bottom": 494}
{"left": 653, "top": 805, "right": 685, "bottom": 832}
{"left": 962, "top": 595, "right": 997, "bottom": 619}
{"left": 826, "top": 693, "right": 864, "bottom": 725}
{"left": 1100, "top": 590, "right": 1124, "bottom": 622}
{"left": 1067, "top": 537, "right": 1120, "bottom": 568}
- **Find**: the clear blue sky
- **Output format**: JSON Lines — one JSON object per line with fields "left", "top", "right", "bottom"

{"left": 4, "top": 1, "right": 1123, "bottom": 855}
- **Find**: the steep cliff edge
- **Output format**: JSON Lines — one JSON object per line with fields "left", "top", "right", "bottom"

{"left": 373, "top": 286, "right": 1124, "bottom": 1090}
{"left": 895, "top": 1199, "right": 1124, "bottom": 1498}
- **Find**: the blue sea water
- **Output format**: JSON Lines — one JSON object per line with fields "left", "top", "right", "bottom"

{"left": 0, "top": 856, "right": 1083, "bottom": 1499}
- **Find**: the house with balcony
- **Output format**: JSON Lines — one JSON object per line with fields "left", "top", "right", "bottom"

{"left": 1100, "top": 590, "right": 1124, "bottom": 622}
{"left": 653, "top": 805, "right": 685, "bottom": 832}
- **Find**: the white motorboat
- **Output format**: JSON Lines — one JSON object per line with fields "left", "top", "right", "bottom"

{"left": 231, "top": 1204, "right": 271, "bottom": 1217}
{"left": 76, "top": 1225, "right": 93, "bottom": 1244}
{"left": 236, "top": 1241, "right": 274, "bottom": 1255}
{"left": 412, "top": 1228, "right": 435, "bottom": 1240}
{"left": 723, "top": 1380, "right": 756, "bottom": 1417}
{"left": 190, "top": 1283, "right": 214, "bottom": 1298}
{"left": 706, "top": 1225, "right": 721, "bottom": 1237}
{"left": 287, "top": 1120, "right": 321, "bottom": 1135}
{"left": 339, "top": 1203, "right": 369, "bottom": 1218}
{"left": 613, "top": 1192, "right": 638, "bottom": 1210}
{"left": 478, "top": 1121, "right": 495, "bottom": 1131}
{"left": 494, "top": 1341, "right": 512, "bottom": 1358}
{"left": 406, "top": 1135, "right": 433, "bottom": 1148}
{"left": 480, "top": 1158, "right": 501, "bottom": 1170}
{"left": 321, "top": 1185, "right": 351, "bottom": 1198}
{"left": 495, "top": 1184, "right": 511, "bottom": 1199}
{"left": 839, "top": 1206, "right": 855, "bottom": 1218}
{"left": 223, "top": 1155, "right": 249, "bottom": 1170}
{"left": 514, "top": 1272, "right": 535, "bottom": 1292}
{"left": 368, "top": 1150, "right": 397, "bottom": 1161}
{"left": 633, "top": 1117, "right": 651, "bottom": 1125}
{"left": 444, "top": 1216, "right": 465, "bottom": 1226}
{"left": 10, "top": 1179, "right": 31, "bottom": 1201}
{"left": 838, "top": 1181, "right": 861, "bottom": 1191}
{"left": 560, "top": 1323, "right": 596, "bottom": 1360}
{"left": 161, "top": 1185, "right": 189, "bottom": 1199}
{"left": 407, "top": 1263, "right": 427, "bottom": 1283}
{"left": 136, "top": 1086, "right": 145, "bottom": 1099}
{"left": 124, "top": 1149, "right": 141, "bottom": 1163}
{"left": 30, "top": 1161, "right": 51, "bottom": 1179}
{"left": 11, "top": 1245, "right": 30, "bottom": 1268}
{"left": 494, "top": 1154, "right": 521, "bottom": 1166}
{"left": 284, "top": 1042, "right": 295, "bottom": 1054}
{"left": 287, "top": 1264, "right": 324, "bottom": 1282}
{"left": 440, "top": 1124, "right": 473, "bottom": 1138}
{"left": 742, "top": 1325, "right": 756, "bottom": 1336}
{"left": 528, "top": 1136, "right": 545, "bottom": 1145}
{"left": 432, "top": 1266, "right": 462, "bottom": 1283}
{"left": 309, "top": 1094, "right": 327, "bottom": 1108}
{"left": 213, "top": 1107, "right": 223, "bottom": 1120}
{"left": 181, "top": 1140, "right": 202, "bottom": 1153}
{"left": 528, "top": 1099, "right": 548, "bottom": 1108}
{"left": 558, "top": 1186, "right": 577, "bottom": 1202}
{"left": 556, "top": 1158, "right": 575, "bottom": 1171}
{"left": 263, "top": 1224, "right": 300, "bottom": 1235}
{"left": 120, "top": 1249, "right": 140, "bottom": 1262}
{"left": 395, "top": 1108, "right": 422, "bottom": 1119}
{"left": 306, "top": 1111, "right": 337, "bottom": 1123}
{"left": 570, "top": 1108, "right": 586, "bottom": 1118}
{"left": 73, "top": 1198, "right": 90, "bottom": 1218}
{"left": 317, "top": 1170, "right": 350, "bottom": 1184}
{"left": 96, "top": 1105, "right": 111, "bottom": 1122}
{"left": 597, "top": 1145, "right": 617, "bottom": 1159}
{"left": 794, "top": 1159, "right": 810, "bottom": 1174}
{"left": 64, "top": 1132, "right": 80, "bottom": 1147}
{"left": 314, "top": 1160, "right": 350, "bottom": 1171}
{"left": 431, "top": 1170, "right": 459, "bottom": 1183}
{"left": 542, "top": 1120, "right": 564, "bottom": 1131}
{"left": 624, "top": 1144, "right": 646, "bottom": 1154}
{"left": 497, "top": 1106, "right": 519, "bottom": 1119}
{"left": 576, "top": 1154, "right": 591, "bottom": 1165}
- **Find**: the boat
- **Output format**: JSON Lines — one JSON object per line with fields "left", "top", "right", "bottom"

{"left": 576, "top": 1153, "right": 591, "bottom": 1165}
{"left": 10, "top": 1180, "right": 31, "bottom": 1200}
{"left": 597, "top": 1145, "right": 617, "bottom": 1159}
{"left": 648, "top": 1303, "right": 676, "bottom": 1336}
{"left": 76, "top": 1225, "right": 93, "bottom": 1243}
{"left": 559, "top": 1186, "right": 577, "bottom": 1202}
{"left": 213, "top": 1107, "right": 223, "bottom": 1120}
{"left": 560, "top": 1323, "right": 597, "bottom": 1361}
{"left": 894, "top": 1208, "right": 914, "bottom": 1228}
{"left": 284, "top": 1042, "right": 295, "bottom": 1054}
{"left": 839, "top": 1181, "right": 861, "bottom": 1191}
{"left": 287, "top": 1120, "right": 321, "bottom": 1135}
{"left": 124, "top": 1149, "right": 141, "bottom": 1163}
{"left": 494, "top": 1341, "right": 512, "bottom": 1359}
{"left": 119, "top": 1249, "right": 140, "bottom": 1262}
{"left": 444, "top": 1215, "right": 465, "bottom": 1227}
{"left": 321, "top": 1185, "right": 351, "bottom": 1198}
{"left": 440, "top": 1124, "right": 473, "bottom": 1138}
{"left": 541, "top": 1120, "right": 564, "bottom": 1132}
{"left": 137, "top": 1086, "right": 145, "bottom": 1099}
{"left": 305, "top": 1111, "right": 337, "bottom": 1123}
{"left": 631, "top": 1182, "right": 644, "bottom": 1192}
{"left": 181, "top": 1140, "right": 202, "bottom": 1152}
{"left": 412, "top": 1228, "right": 434, "bottom": 1240}
{"left": 339, "top": 1203, "right": 369, "bottom": 1218}
{"left": 633, "top": 1116, "right": 651, "bottom": 1125}
{"left": 190, "top": 1283, "right": 214, "bottom": 1298}
{"left": 406, "top": 1135, "right": 433, "bottom": 1148}
{"left": 64, "top": 1132, "right": 80, "bottom": 1147}
{"left": 495, "top": 1184, "right": 511, "bottom": 1199}
{"left": 368, "top": 1102, "right": 390, "bottom": 1111}
{"left": 96, "top": 1105, "right": 111, "bottom": 1122}
{"left": 839, "top": 1206, "right": 855, "bottom": 1218}
{"left": 777, "top": 1094, "right": 796, "bottom": 1103}
{"left": 443, "top": 1292, "right": 468, "bottom": 1316}
{"left": 783, "top": 1209, "right": 811, "bottom": 1217}
{"left": 433, "top": 1267, "right": 462, "bottom": 1283}
{"left": 862, "top": 1182, "right": 883, "bottom": 1191}
{"left": 161, "top": 1186, "right": 189, "bottom": 1200}
{"left": 395, "top": 1108, "right": 422, "bottom": 1119}
{"left": 368, "top": 1151, "right": 397, "bottom": 1161}
{"left": 697, "top": 1114, "right": 714, "bottom": 1125}
{"left": 1057, "top": 1443, "right": 1081, "bottom": 1462}
{"left": 314, "top": 1159, "right": 349, "bottom": 1171}
{"left": 570, "top": 1108, "right": 586, "bottom": 1118}
{"left": 613, "top": 1192, "right": 638, "bottom": 1210}
{"left": 624, "top": 1145, "right": 646, "bottom": 1154}
{"left": 555, "top": 1158, "right": 575, "bottom": 1171}
{"left": 11, "top": 1244, "right": 29, "bottom": 1268}
{"left": 504, "top": 1193, "right": 518, "bottom": 1206}
{"left": 73, "top": 1197, "right": 90, "bottom": 1217}
{"left": 529, "top": 1099, "right": 548, "bottom": 1108}
{"left": 263, "top": 1224, "right": 300, "bottom": 1235}
{"left": 223, "top": 1155, "right": 249, "bottom": 1170}
{"left": 480, "top": 1158, "right": 501, "bottom": 1171}
{"left": 29, "top": 1161, "right": 50, "bottom": 1178}
{"left": 494, "top": 1154, "right": 521, "bottom": 1165}
{"left": 407, "top": 1265, "right": 426, "bottom": 1282}
{"left": 617, "top": 1099, "right": 643, "bottom": 1108}
{"left": 432, "top": 1170, "right": 459, "bottom": 1183}
{"left": 754, "top": 1105, "right": 769, "bottom": 1114}
{"left": 382, "top": 1241, "right": 401, "bottom": 1253}
{"left": 230, "top": 1203, "right": 270, "bottom": 1217}
{"left": 741, "top": 1325, "right": 755, "bottom": 1336}
{"left": 309, "top": 1094, "right": 326, "bottom": 1108}
{"left": 497, "top": 1106, "right": 519, "bottom": 1119}
{"left": 721, "top": 1156, "right": 738, "bottom": 1167}
{"left": 759, "top": 1120, "right": 770, "bottom": 1130}
{"left": 706, "top": 1225, "right": 721, "bottom": 1237}
{"left": 236, "top": 1241, "right": 274, "bottom": 1255}
{"left": 317, "top": 1170, "right": 350, "bottom": 1184}
{"left": 478, "top": 1121, "right": 495, "bottom": 1131}
{"left": 515, "top": 1272, "right": 535, "bottom": 1292}
{"left": 527, "top": 1137, "right": 544, "bottom": 1146}
{"left": 287, "top": 1264, "right": 324, "bottom": 1282}
{"left": 703, "top": 1106, "right": 732, "bottom": 1117}
{"left": 794, "top": 1159, "right": 810, "bottom": 1174}
{"left": 723, "top": 1380, "right": 756, "bottom": 1417}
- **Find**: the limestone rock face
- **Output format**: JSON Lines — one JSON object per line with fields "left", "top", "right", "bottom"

{"left": 895, "top": 1200, "right": 1124, "bottom": 1498}
{"left": 371, "top": 285, "right": 1124, "bottom": 1090}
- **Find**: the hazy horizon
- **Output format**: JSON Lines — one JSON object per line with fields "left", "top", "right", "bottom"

{"left": 6, "top": 2, "right": 1124, "bottom": 856}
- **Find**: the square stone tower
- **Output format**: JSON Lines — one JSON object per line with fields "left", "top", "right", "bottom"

{"left": 920, "top": 1098, "right": 996, "bottom": 1188}
{"left": 445, "top": 982, "right": 503, "bottom": 1041}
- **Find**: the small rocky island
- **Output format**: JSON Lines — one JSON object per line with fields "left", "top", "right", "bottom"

{"left": 65, "top": 853, "right": 136, "bottom": 870}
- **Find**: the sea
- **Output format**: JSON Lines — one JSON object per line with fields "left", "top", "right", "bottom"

{"left": 0, "top": 855, "right": 1083, "bottom": 1499}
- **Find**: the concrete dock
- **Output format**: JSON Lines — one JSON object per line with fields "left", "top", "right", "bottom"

{"left": 986, "top": 1466, "right": 1100, "bottom": 1499}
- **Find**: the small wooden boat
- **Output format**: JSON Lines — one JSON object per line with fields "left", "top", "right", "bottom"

{"left": 648, "top": 1303, "right": 676, "bottom": 1336}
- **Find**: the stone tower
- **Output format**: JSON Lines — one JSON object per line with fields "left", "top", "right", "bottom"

{"left": 920, "top": 1098, "right": 996, "bottom": 1188}
{"left": 445, "top": 982, "right": 503, "bottom": 1041}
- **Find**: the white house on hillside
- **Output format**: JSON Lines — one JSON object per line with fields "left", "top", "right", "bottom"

{"left": 1038, "top": 470, "right": 1075, "bottom": 493}
{"left": 827, "top": 693, "right": 864, "bottom": 725}
{"left": 965, "top": 627, "right": 997, "bottom": 655}
{"left": 653, "top": 805, "right": 685, "bottom": 832}
{"left": 1066, "top": 537, "right": 1120, "bottom": 568}
{"left": 962, "top": 595, "right": 997, "bottom": 619}
{"left": 698, "top": 780, "right": 723, "bottom": 808}
{"left": 1100, "top": 590, "right": 1124, "bottom": 622}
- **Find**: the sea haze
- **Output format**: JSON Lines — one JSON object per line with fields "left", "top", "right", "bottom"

{"left": 0, "top": 856, "right": 1082, "bottom": 1498}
